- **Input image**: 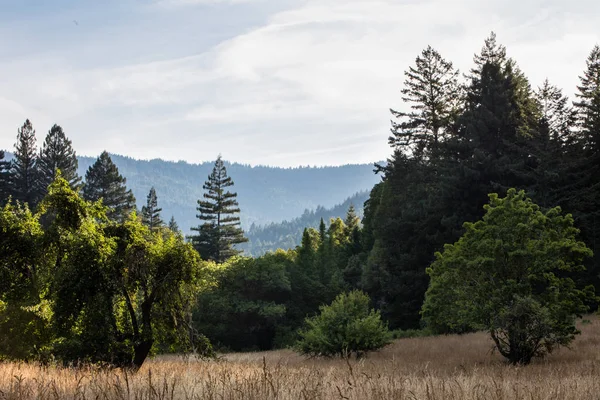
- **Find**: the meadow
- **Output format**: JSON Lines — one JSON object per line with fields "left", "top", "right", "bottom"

{"left": 1, "top": 318, "right": 599, "bottom": 400}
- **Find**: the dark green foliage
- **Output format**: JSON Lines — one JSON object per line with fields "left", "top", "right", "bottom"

{"left": 0, "top": 151, "right": 11, "bottom": 204}
{"left": 296, "top": 290, "right": 391, "bottom": 358}
{"left": 422, "top": 189, "right": 593, "bottom": 364}
{"left": 10, "top": 120, "right": 39, "bottom": 207}
{"left": 37, "top": 124, "right": 81, "bottom": 197}
{"left": 568, "top": 45, "right": 600, "bottom": 290}
{"left": 360, "top": 44, "right": 462, "bottom": 330}
{"left": 189, "top": 155, "right": 248, "bottom": 263}
{"left": 528, "top": 80, "right": 576, "bottom": 209}
{"left": 194, "top": 253, "right": 293, "bottom": 351}
{"left": 389, "top": 45, "right": 462, "bottom": 157}
{"left": 82, "top": 151, "right": 136, "bottom": 222}
{"left": 141, "top": 187, "right": 164, "bottom": 230}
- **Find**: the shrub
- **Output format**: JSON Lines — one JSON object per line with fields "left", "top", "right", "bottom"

{"left": 295, "top": 290, "right": 391, "bottom": 358}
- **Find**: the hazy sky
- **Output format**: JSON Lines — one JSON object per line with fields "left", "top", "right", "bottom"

{"left": 0, "top": 0, "right": 598, "bottom": 167}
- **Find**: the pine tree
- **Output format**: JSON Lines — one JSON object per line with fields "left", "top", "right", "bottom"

{"left": 529, "top": 80, "right": 576, "bottom": 208}
{"left": 569, "top": 45, "right": 600, "bottom": 284}
{"left": 37, "top": 124, "right": 81, "bottom": 197}
{"left": 0, "top": 150, "right": 11, "bottom": 204}
{"left": 389, "top": 45, "right": 461, "bottom": 158}
{"left": 441, "top": 33, "right": 538, "bottom": 228}
{"left": 189, "top": 155, "right": 248, "bottom": 263}
{"left": 82, "top": 151, "right": 136, "bottom": 222}
{"left": 343, "top": 205, "right": 362, "bottom": 256}
{"left": 168, "top": 216, "right": 180, "bottom": 234}
{"left": 10, "top": 119, "right": 39, "bottom": 206}
{"left": 141, "top": 187, "right": 163, "bottom": 231}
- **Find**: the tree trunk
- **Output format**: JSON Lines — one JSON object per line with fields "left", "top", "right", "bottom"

{"left": 132, "top": 339, "right": 154, "bottom": 370}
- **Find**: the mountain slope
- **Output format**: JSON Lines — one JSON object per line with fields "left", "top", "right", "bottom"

{"left": 75, "top": 155, "right": 379, "bottom": 234}
{"left": 3, "top": 151, "right": 379, "bottom": 234}
{"left": 241, "top": 191, "right": 370, "bottom": 256}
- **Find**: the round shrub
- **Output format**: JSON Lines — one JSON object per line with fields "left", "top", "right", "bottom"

{"left": 295, "top": 290, "right": 391, "bottom": 358}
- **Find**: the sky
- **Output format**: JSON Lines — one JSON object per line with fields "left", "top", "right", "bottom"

{"left": 0, "top": 0, "right": 598, "bottom": 167}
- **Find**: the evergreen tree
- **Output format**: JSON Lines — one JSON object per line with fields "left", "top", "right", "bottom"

{"left": 0, "top": 150, "right": 11, "bottom": 204}
{"left": 529, "top": 80, "right": 576, "bottom": 208}
{"left": 141, "top": 187, "right": 164, "bottom": 231}
{"left": 360, "top": 46, "right": 462, "bottom": 329}
{"left": 168, "top": 216, "right": 180, "bottom": 234}
{"left": 389, "top": 45, "right": 462, "bottom": 158}
{"left": 439, "top": 33, "right": 538, "bottom": 230}
{"left": 37, "top": 124, "right": 81, "bottom": 197}
{"left": 82, "top": 151, "right": 136, "bottom": 222}
{"left": 189, "top": 155, "right": 247, "bottom": 263}
{"left": 10, "top": 119, "right": 39, "bottom": 207}
{"left": 569, "top": 45, "right": 600, "bottom": 285}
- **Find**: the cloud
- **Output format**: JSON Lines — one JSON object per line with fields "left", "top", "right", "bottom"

{"left": 0, "top": 0, "right": 598, "bottom": 166}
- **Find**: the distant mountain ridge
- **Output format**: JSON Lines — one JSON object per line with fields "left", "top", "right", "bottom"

{"left": 4, "top": 151, "right": 380, "bottom": 237}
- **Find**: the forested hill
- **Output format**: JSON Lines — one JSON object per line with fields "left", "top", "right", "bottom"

{"left": 8, "top": 151, "right": 379, "bottom": 234}
{"left": 241, "top": 191, "right": 370, "bottom": 256}
{"left": 77, "top": 155, "right": 379, "bottom": 233}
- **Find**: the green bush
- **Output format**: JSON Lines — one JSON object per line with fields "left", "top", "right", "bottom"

{"left": 295, "top": 290, "right": 391, "bottom": 358}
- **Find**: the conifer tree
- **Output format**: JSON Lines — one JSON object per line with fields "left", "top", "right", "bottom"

{"left": 343, "top": 205, "right": 362, "bottom": 256}
{"left": 389, "top": 45, "right": 461, "bottom": 158}
{"left": 10, "top": 119, "right": 39, "bottom": 207}
{"left": 37, "top": 124, "right": 81, "bottom": 197}
{"left": 168, "top": 216, "right": 180, "bottom": 234}
{"left": 569, "top": 45, "right": 600, "bottom": 281}
{"left": 442, "top": 32, "right": 538, "bottom": 226}
{"left": 0, "top": 150, "right": 11, "bottom": 204}
{"left": 529, "top": 80, "right": 576, "bottom": 208}
{"left": 189, "top": 155, "right": 247, "bottom": 263}
{"left": 141, "top": 187, "right": 163, "bottom": 231}
{"left": 82, "top": 151, "right": 136, "bottom": 222}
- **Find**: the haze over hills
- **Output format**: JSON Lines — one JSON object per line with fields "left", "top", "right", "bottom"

{"left": 242, "top": 191, "right": 370, "bottom": 256}
{"left": 7, "top": 151, "right": 380, "bottom": 239}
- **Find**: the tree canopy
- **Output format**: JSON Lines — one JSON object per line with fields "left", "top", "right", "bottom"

{"left": 422, "top": 189, "right": 594, "bottom": 364}
{"left": 189, "top": 155, "right": 248, "bottom": 263}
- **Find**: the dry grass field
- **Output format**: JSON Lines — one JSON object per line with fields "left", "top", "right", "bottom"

{"left": 1, "top": 318, "right": 600, "bottom": 399}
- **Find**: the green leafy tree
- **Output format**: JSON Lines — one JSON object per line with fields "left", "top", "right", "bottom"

{"left": 141, "top": 187, "right": 164, "bottom": 231}
{"left": 82, "top": 151, "right": 136, "bottom": 222}
{"left": 194, "top": 253, "right": 292, "bottom": 351}
{"left": 189, "top": 155, "right": 248, "bottom": 263}
{"left": 422, "top": 189, "right": 594, "bottom": 364}
{"left": 37, "top": 124, "right": 81, "bottom": 197}
{"left": 10, "top": 119, "right": 39, "bottom": 207}
{"left": 0, "top": 201, "right": 51, "bottom": 361}
{"left": 40, "top": 176, "right": 206, "bottom": 368}
{"left": 296, "top": 290, "right": 391, "bottom": 358}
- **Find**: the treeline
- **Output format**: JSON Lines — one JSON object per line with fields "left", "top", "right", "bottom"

{"left": 1, "top": 32, "right": 599, "bottom": 364}
{"left": 240, "top": 191, "right": 369, "bottom": 256}
{"left": 0, "top": 121, "right": 138, "bottom": 222}
{"left": 195, "top": 33, "right": 600, "bottom": 352}
{"left": 355, "top": 34, "right": 600, "bottom": 331}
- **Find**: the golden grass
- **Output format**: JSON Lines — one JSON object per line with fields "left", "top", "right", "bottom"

{"left": 1, "top": 318, "right": 600, "bottom": 399}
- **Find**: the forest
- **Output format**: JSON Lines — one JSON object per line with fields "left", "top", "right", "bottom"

{"left": 0, "top": 32, "right": 599, "bottom": 371}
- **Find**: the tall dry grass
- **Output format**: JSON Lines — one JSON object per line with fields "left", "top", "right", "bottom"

{"left": 1, "top": 318, "right": 600, "bottom": 399}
